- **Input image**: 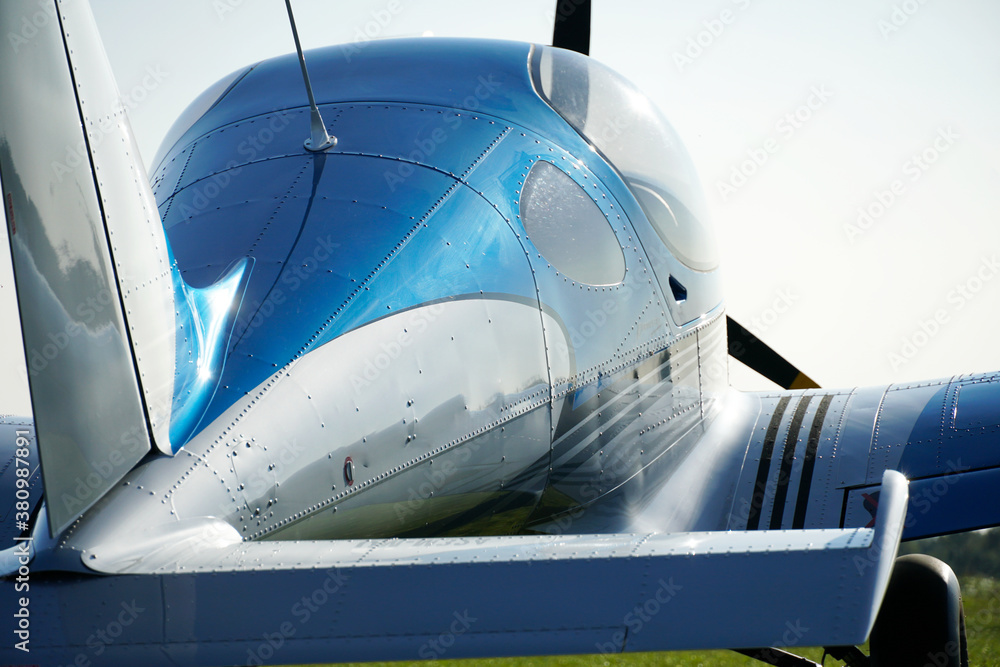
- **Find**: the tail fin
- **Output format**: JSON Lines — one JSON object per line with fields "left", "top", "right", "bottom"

{"left": 0, "top": 0, "right": 181, "bottom": 535}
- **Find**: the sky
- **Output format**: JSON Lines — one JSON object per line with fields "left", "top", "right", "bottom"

{"left": 0, "top": 0, "right": 998, "bottom": 414}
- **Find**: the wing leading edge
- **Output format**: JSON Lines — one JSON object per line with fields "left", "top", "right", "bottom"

{"left": 1, "top": 470, "right": 906, "bottom": 665}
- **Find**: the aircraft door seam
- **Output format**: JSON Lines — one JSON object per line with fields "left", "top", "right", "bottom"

{"left": 612, "top": 297, "right": 655, "bottom": 357}
{"left": 451, "top": 132, "right": 557, "bottom": 514}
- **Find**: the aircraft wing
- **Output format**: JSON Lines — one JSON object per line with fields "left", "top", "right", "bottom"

{"left": 5, "top": 470, "right": 906, "bottom": 665}
{"left": 726, "top": 374, "right": 1000, "bottom": 538}
{"left": 609, "top": 373, "right": 1000, "bottom": 540}
{"left": 0, "top": 2, "right": 989, "bottom": 665}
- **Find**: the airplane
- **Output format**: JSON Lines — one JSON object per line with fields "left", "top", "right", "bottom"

{"left": 0, "top": 1, "right": 997, "bottom": 666}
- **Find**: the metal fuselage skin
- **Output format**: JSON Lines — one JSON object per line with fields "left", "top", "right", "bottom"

{"left": 5, "top": 12, "right": 1000, "bottom": 667}
{"left": 65, "top": 39, "right": 727, "bottom": 545}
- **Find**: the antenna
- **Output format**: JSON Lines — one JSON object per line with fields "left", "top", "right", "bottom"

{"left": 284, "top": 0, "right": 336, "bottom": 152}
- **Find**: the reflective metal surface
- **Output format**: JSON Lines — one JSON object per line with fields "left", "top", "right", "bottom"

{"left": 9, "top": 489, "right": 906, "bottom": 665}
{"left": 6, "top": 22, "right": 999, "bottom": 667}
{"left": 169, "top": 258, "right": 252, "bottom": 445}
{"left": 59, "top": 0, "right": 179, "bottom": 452}
{"left": 724, "top": 371, "right": 1000, "bottom": 539}
{"left": 0, "top": 0, "right": 152, "bottom": 535}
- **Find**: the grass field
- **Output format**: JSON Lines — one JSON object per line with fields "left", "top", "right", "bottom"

{"left": 285, "top": 577, "right": 1000, "bottom": 667}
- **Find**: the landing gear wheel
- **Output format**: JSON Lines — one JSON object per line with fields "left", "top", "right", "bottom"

{"left": 869, "top": 554, "right": 969, "bottom": 667}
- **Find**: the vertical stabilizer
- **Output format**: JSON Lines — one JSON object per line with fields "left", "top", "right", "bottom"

{"left": 0, "top": 0, "right": 178, "bottom": 535}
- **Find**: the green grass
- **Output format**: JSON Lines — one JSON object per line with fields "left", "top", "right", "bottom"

{"left": 284, "top": 577, "right": 1000, "bottom": 667}
{"left": 292, "top": 651, "right": 827, "bottom": 667}
{"left": 960, "top": 577, "right": 1000, "bottom": 664}
{"left": 322, "top": 652, "right": 827, "bottom": 667}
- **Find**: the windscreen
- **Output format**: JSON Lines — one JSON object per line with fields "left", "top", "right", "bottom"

{"left": 533, "top": 46, "right": 719, "bottom": 272}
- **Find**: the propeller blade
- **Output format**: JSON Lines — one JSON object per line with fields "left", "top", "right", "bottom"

{"left": 552, "top": 0, "right": 591, "bottom": 55}
{"left": 726, "top": 316, "right": 820, "bottom": 390}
